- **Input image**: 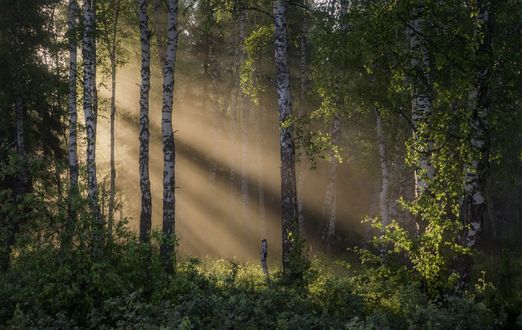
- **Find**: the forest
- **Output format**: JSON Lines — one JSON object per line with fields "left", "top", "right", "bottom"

{"left": 0, "top": 0, "right": 521, "bottom": 328}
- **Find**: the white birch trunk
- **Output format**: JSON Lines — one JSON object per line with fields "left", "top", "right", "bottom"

{"left": 274, "top": 0, "right": 299, "bottom": 274}
{"left": 67, "top": 0, "right": 79, "bottom": 243}
{"left": 68, "top": 0, "right": 79, "bottom": 193}
{"left": 461, "top": 1, "right": 491, "bottom": 249}
{"left": 160, "top": 0, "right": 178, "bottom": 273}
{"left": 91, "top": 0, "right": 98, "bottom": 137}
{"left": 82, "top": 0, "right": 102, "bottom": 254}
{"left": 407, "top": 3, "right": 434, "bottom": 199}
{"left": 138, "top": 0, "right": 152, "bottom": 243}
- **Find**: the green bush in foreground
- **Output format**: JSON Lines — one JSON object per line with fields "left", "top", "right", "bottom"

{"left": 0, "top": 233, "right": 520, "bottom": 329}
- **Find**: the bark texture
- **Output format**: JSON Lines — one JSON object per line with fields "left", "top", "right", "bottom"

{"left": 407, "top": 3, "right": 434, "bottom": 198}
{"left": 138, "top": 0, "right": 152, "bottom": 244}
{"left": 66, "top": 0, "right": 79, "bottom": 247}
{"left": 82, "top": 0, "right": 102, "bottom": 255}
{"left": 160, "top": 0, "right": 179, "bottom": 273}
{"left": 458, "top": 0, "right": 493, "bottom": 289}
{"left": 461, "top": 0, "right": 492, "bottom": 249}
{"left": 274, "top": 0, "right": 300, "bottom": 275}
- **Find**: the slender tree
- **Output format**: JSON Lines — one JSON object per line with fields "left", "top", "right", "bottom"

{"left": 82, "top": 0, "right": 102, "bottom": 254}
{"left": 160, "top": 0, "right": 179, "bottom": 273}
{"left": 407, "top": 2, "right": 434, "bottom": 199}
{"left": 66, "top": 0, "right": 80, "bottom": 244}
{"left": 274, "top": 0, "right": 300, "bottom": 276}
{"left": 459, "top": 0, "right": 493, "bottom": 286}
{"left": 138, "top": 0, "right": 152, "bottom": 243}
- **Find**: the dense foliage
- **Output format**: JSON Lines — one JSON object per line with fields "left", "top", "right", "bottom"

{"left": 1, "top": 0, "right": 522, "bottom": 328}
{"left": 0, "top": 219, "right": 520, "bottom": 329}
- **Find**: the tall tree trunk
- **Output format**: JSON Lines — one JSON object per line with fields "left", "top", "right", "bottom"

{"left": 407, "top": 3, "right": 434, "bottom": 200}
{"left": 108, "top": 0, "right": 120, "bottom": 243}
{"left": 296, "top": 4, "right": 307, "bottom": 235}
{"left": 138, "top": 0, "right": 152, "bottom": 244}
{"left": 160, "top": 0, "right": 178, "bottom": 273}
{"left": 238, "top": 8, "right": 250, "bottom": 221}
{"left": 459, "top": 0, "right": 493, "bottom": 287}
{"left": 375, "top": 108, "right": 390, "bottom": 227}
{"left": 274, "top": 0, "right": 300, "bottom": 276}
{"left": 91, "top": 0, "right": 98, "bottom": 136}
{"left": 66, "top": 0, "right": 79, "bottom": 246}
{"left": 461, "top": 0, "right": 492, "bottom": 249}
{"left": 82, "top": 0, "right": 102, "bottom": 255}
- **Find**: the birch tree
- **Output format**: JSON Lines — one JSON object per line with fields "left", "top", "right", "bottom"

{"left": 66, "top": 0, "right": 80, "bottom": 242}
{"left": 160, "top": 0, "right": 179, "bottom": 273}
{"left": 138, "top": 0, "right": 152, "bottom": 243}
{"left": 82, "top": 0, "right": 102, "bottom": 254}
{"left": 458, "top": 0, "right": 493, "bottom": 286}
{"left": 407, "top": 2, "right": 434, "bottom": 199}
{"left": 274, "top": 0, "right": 300, "bottom": 276}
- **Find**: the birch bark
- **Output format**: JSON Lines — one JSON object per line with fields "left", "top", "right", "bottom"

{"left": 458, "top": 1, "right": 493, "bottom": 288}
{"left": 274, "top": 0, "right": 300, "bottom": 274}
{"left": 68, "top": 0, "right": 79, "bottom": 202}
{"left": 461, "top": 0, "right": 491, "bottom": 249}
{"left": 407, "top": 3, "right": 434, "bottom": 198}
{"left": 82, "top": 0, "right": 102, "bottom": 254}
{"left": 66, "top": 0, "right": 80, "bottom": 247}
{"left": 138, "top": 0, "right": 152, "bottom": 243}
{"left": 160, "top": 0, "right": 179, "bottom": 273}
